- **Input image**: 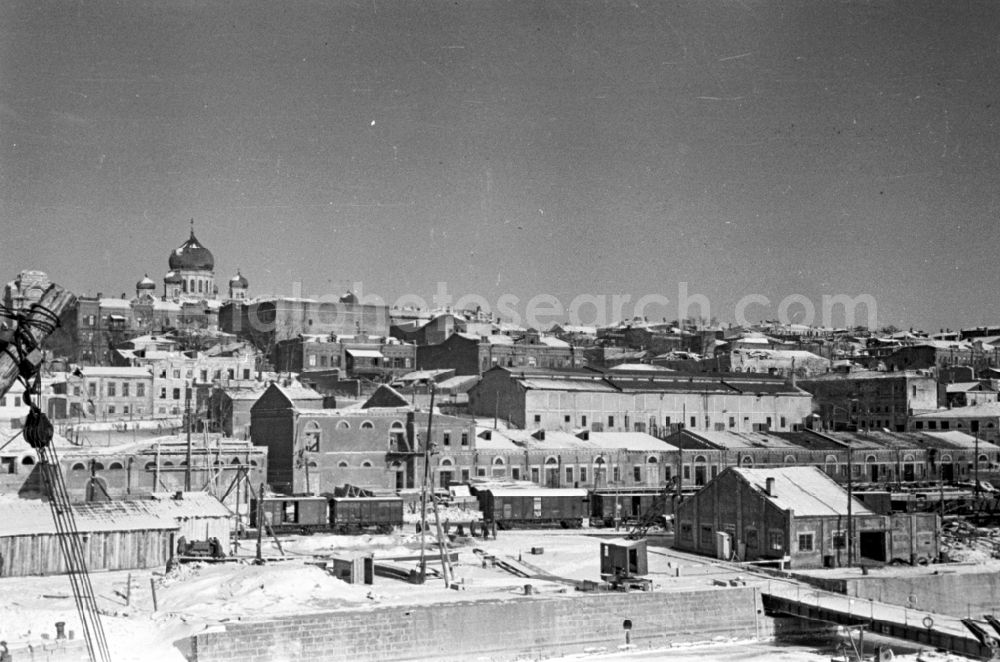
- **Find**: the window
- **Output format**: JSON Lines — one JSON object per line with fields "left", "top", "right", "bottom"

{"left": 680, "top": 523, "right": 693, "bottom": 541}
{"left": 533, "top": 415, "right": 541, "bottom": 424}
{"left": 683, "top": 466, "right": 691, "bottom": 480}
{"left": 361, "top": 461, "right": 373, "bottom": 468}
{"left": 461, "top": 432, "right": 469, "bottom": 446}
{"left": 565, "top": 466, "right": 573, "bottom": 483}
{"left": 564, "top": 415, "right": 571, "bottom": 423}
{"left": 608, "top": 416, "right": 614, "bottom": 427}
{"left": 690, "top": 416, "right": 696, "bottom": 428}
{"left": 308, "top": 355, "right": 317, "bottom": 367}
{"left": 768, "top": 530, "right": 784, "bottom": 551}
{"left": 612, "top": 466, "right": 620, "bottom": 483}
{"left": 243, "top": 369, "right": 251, "bottom": 379}
{"left": 798, "top": 533, "right": 814, "bottom": 552}
{"left": 729, "top": 416, "right": 735, "bottom": 428}
{"left": 136, "top": 383, "right": 145, "bottom": 397}
{"left": 108, "top": 406, "right": 116, "bottom": 414}
{"left": 337, "top": 461, "right": 348, "bottom": 468}
{"left": 107, "top": 382, "right": 116, "bottom": 397}
{"left": 531, "top": 467, "right": 540, "bottom": 483}
{"left": 915, "top": 421, "right": 924, "bottom": 429}
{"left": 172, "top": 388, "right": 181, "bottom": 400}
{"left": 73, "top": 386, "right": 81, "bottom": 397}
{"left": 579, "top": 467, "right": 587, "bottom": 483}
{"left": 303, "top": 422, "right": 321, "bottom": 452}
{"left": 511, "top": 467, "right": 521, "bottom": 480}
{"left": 173, "top": 370, "right": 181, "bottom": 379}
{"left": 633, "top": 466, "right": 641, "bottom": 482}
{"left": 337, "top": 420, "right": 350, "bottom": 429}
{"left": 581, "top": 415, "right": 587, "bottom": 426}
{"left": 443, "top": 431, "right": 451, "bottom": 446}
{"left": 160, "top": 388, "right": 167, "bottom": 399}
{"left": 700, "top": 526, "right": 713, "bottom": 545}
{"left": 361, "top": 421, "right": 374, "bottom": 430}
{"left": 780, "top": 416, "right": 786, "bottom": 428}
{"left": 832, "top": 531, "right": 846, "bottom": 549}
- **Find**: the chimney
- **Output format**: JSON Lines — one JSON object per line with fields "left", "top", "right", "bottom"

{"left": 765, "top": 477, "right": 775, "bottom": 497}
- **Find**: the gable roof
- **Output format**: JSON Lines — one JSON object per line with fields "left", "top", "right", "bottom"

{"left": 731, "top": 466, "right": 875, "bottom": 517}
{"left": 362, "top": 384, "right": 411, "bottom": 409}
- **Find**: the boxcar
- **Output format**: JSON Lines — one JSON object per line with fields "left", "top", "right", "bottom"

{"left": 589, "top": 488, "right": 669, "bottom": 527}
{"left": 329, "top": 496, "right": 404, "bottom": 534}
{"left": 476, "top": 488, "right": 589, "bottom": 529}
{"left": 250, "top": 495, "right": 329, "bottom": 532}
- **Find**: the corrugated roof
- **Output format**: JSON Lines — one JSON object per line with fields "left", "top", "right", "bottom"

{"left": 521, "top": 378, "right": 617, "bottom": 392}
{"left": 480, "top": 487, "right": 588, "bottom": 498}
{"left": 732, "top": 467, "right": 875, "bottom": 517}
{"left": 584, "top": 432, "right": 679, "bottom": 451}
{"left": 687, "top": 430, "right": 801, "bottom": 450}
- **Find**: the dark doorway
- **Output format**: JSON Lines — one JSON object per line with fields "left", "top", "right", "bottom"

{"left": 694, "top": 466, "right": 706, "bottom": 486}
{"left": 942, "top": 463, "right": 954, "bottom": 481}
{"left": 631, "top": 496, "right": 642, "bottom": 518}
{"left": 869, "top": 464, "right": 879, "bottom": 482}
{"left": 859, "top": 531, "right": 887, "bottom": 562}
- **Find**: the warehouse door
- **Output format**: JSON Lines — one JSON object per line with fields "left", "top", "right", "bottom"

{"left": 859, "top": 531, "right": 887, "bottom": 562}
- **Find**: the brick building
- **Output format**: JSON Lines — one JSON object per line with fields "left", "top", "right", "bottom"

{"left": 798, "top": 370, "right": 938, "bottom": 432}
{"left": 418, "top": 330, "right": 578, "bottom": 376}
{"left": 273, "top": 334, "right": 415, "bottom": 380}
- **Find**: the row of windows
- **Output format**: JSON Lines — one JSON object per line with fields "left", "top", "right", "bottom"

{"left": 75, "top": 382, "right": 146, "bottom": 398}
{"left": 70, "top": 457, "right": 260, "bottom": 471}
{"left": 535, "top": 413, "right": 787, "bottom": 430}
{"left": 160, "top": 368, "right": 250, "bottom": 381}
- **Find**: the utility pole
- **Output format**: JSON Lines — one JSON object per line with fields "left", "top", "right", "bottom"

{"left": 418, "top": 386, "right": 436, "bottom": 583}
{"left": 974, "top": 421, "right": 981, "bottom": 499}
{"left": 847, "top": 443, "right": 854, "bottom": 567}
{"left": 184, "top": 381, "right": 192, "bottom": 492}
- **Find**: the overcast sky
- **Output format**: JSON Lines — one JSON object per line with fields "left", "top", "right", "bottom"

{"left": 3, "top": 1, "right": 999, "bottom": 331}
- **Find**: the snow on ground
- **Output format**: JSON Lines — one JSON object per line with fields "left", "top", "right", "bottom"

{"left": 0, "top": 529, "right": 981, "bottom": 662}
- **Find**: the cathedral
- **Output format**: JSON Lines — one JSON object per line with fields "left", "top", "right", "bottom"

{"left": 70, "top": 225, "right": 250, "bottom": 365}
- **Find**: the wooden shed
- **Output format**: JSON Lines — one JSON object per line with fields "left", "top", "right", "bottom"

{"left": 600, "top": 538, "right": 648, "bottom": 579}
{"left": 0, "top": 497, "right": 176, "bottom": 577}
{"left": 146, "top": 491, "right": 234, "bottom": 543}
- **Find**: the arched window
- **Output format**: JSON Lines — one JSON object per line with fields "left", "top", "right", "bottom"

{"left": 979, "top": 454, "right": 990, "bottom": 464}
{"left": 91, "top": 462, "right": 104, "bottom": 470}
{"left": 20, "top": 456, "right": 35, "bottom": 466}
{"left": 231, "top": 458, "right": 242, "bottom": 464}
{"left": 783, "top": 455, "right": 796, "bottom": 464}
{"left": 145, "top": 462, "right": 155, "bottom": 470}
{"left": 361, "top": 420, "right": 374, "bottom": 430}
{"left": 361, "top": 460, "right": 373, "bottom": 468}
{"left": 646, "top": 455, "right": 658, "bottom": 464}
{"left": 545, "top": 456, "right": 558, "bottom": 466}
{"left": 493, "top": 456, "right": 505, "bottom": 465}
{"left": 694, "top": 455, "right": 707, "bottom": 464}
{"left": 337, "top": 461, "right": 349, "bottom": 468}
{"left": 594, "top": 456, "right": 606, "bottom": 466}
{"left": 336, "top": 420, "right": 350, "bottom": 430}
{"left": 741, "top": 456, "right": 753, "bottom": 467}
{"left": 440, "top": 457, "right": 453, "bottom": 467}
{"left": 824, "top": 455, "right": 838, "bottom": 473}
{"left": 71, "top": 463, "right": 86, "bottom": 471}
{"left": 390, "top": 421, "right": 404, "bottom": 430}
{"left": 307, "top": 461, "right": 318, "bottom": 468}
{"left": 109, "top": 462, "right": 124, "bottom": 470}
{"left": 250, "top": 460, "right": 258, "bottom": 466}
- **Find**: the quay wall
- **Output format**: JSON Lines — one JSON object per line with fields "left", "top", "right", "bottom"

{"left": 190, "top": 586, "right": 769, "bottom": 662}
{"left": 802, "top": 567, "right": 1000, "bottom": 618}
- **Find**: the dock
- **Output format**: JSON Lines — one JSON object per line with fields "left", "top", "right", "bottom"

{"left": 762, "top": 580, "right": 998, "bottom": 659}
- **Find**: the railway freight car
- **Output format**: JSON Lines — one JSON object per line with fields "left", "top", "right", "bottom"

{"left": 250, "top": 495, "right": 329, "bottom": 533}
{"left": 329, "top": 496, "right": 403, "bottom": 534}
{"left": 475, "top": 487, "right": 589, "bottom": 529}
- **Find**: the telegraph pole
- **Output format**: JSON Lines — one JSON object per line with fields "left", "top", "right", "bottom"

{"left": 184, "top": 381, "right": 192, "bottom": 491}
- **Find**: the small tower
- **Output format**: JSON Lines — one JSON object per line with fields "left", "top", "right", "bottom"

{"left": 136, "top": 274, "right": 156, "bottom": 299}
{"left": 229, "top": 270, "right": 249, "bottom": 300}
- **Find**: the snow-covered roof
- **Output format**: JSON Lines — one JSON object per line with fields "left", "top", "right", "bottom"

{"left": 912, "top": 402, "right": 1000, "bottom": 419}
{"left": 0, "top": 497, "right": 177, "bottom": 536}
{"left": 732, "top": 467, "right": 875, "bottom": 517}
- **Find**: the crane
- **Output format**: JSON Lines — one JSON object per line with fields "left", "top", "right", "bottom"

{"left": 0, "top": 284, "right": 112, "bottom": 662}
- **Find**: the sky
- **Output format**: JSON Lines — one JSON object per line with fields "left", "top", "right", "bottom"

{"left": 2, "top": 0, "right": 999, "bottom": 332}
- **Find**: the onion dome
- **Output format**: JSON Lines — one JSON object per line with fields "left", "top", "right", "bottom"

{"left": 230, "top": 271, "right": 249, "bottom": 288}
{"left": 136, "top": 274, "right": 156, "bottom": 291}
{"left": 339, "top": 291, "right": 358, "bottom": 304}
{"left": 164, "top": 270, "right": 182, "bottom": 284}
{"left": 168, "top": 228, "right": 214, "bottom": 271}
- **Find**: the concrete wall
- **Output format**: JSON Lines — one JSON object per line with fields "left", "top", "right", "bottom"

{"left": 191, "top": 587, "right": 769, "bottom": 662}
{"left": 842, "top": 569, "right": 1000, "bottom": 618}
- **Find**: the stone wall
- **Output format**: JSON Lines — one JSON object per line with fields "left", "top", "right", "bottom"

{"left": 191, "top": 586, "right": 769, "bottom": 662}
